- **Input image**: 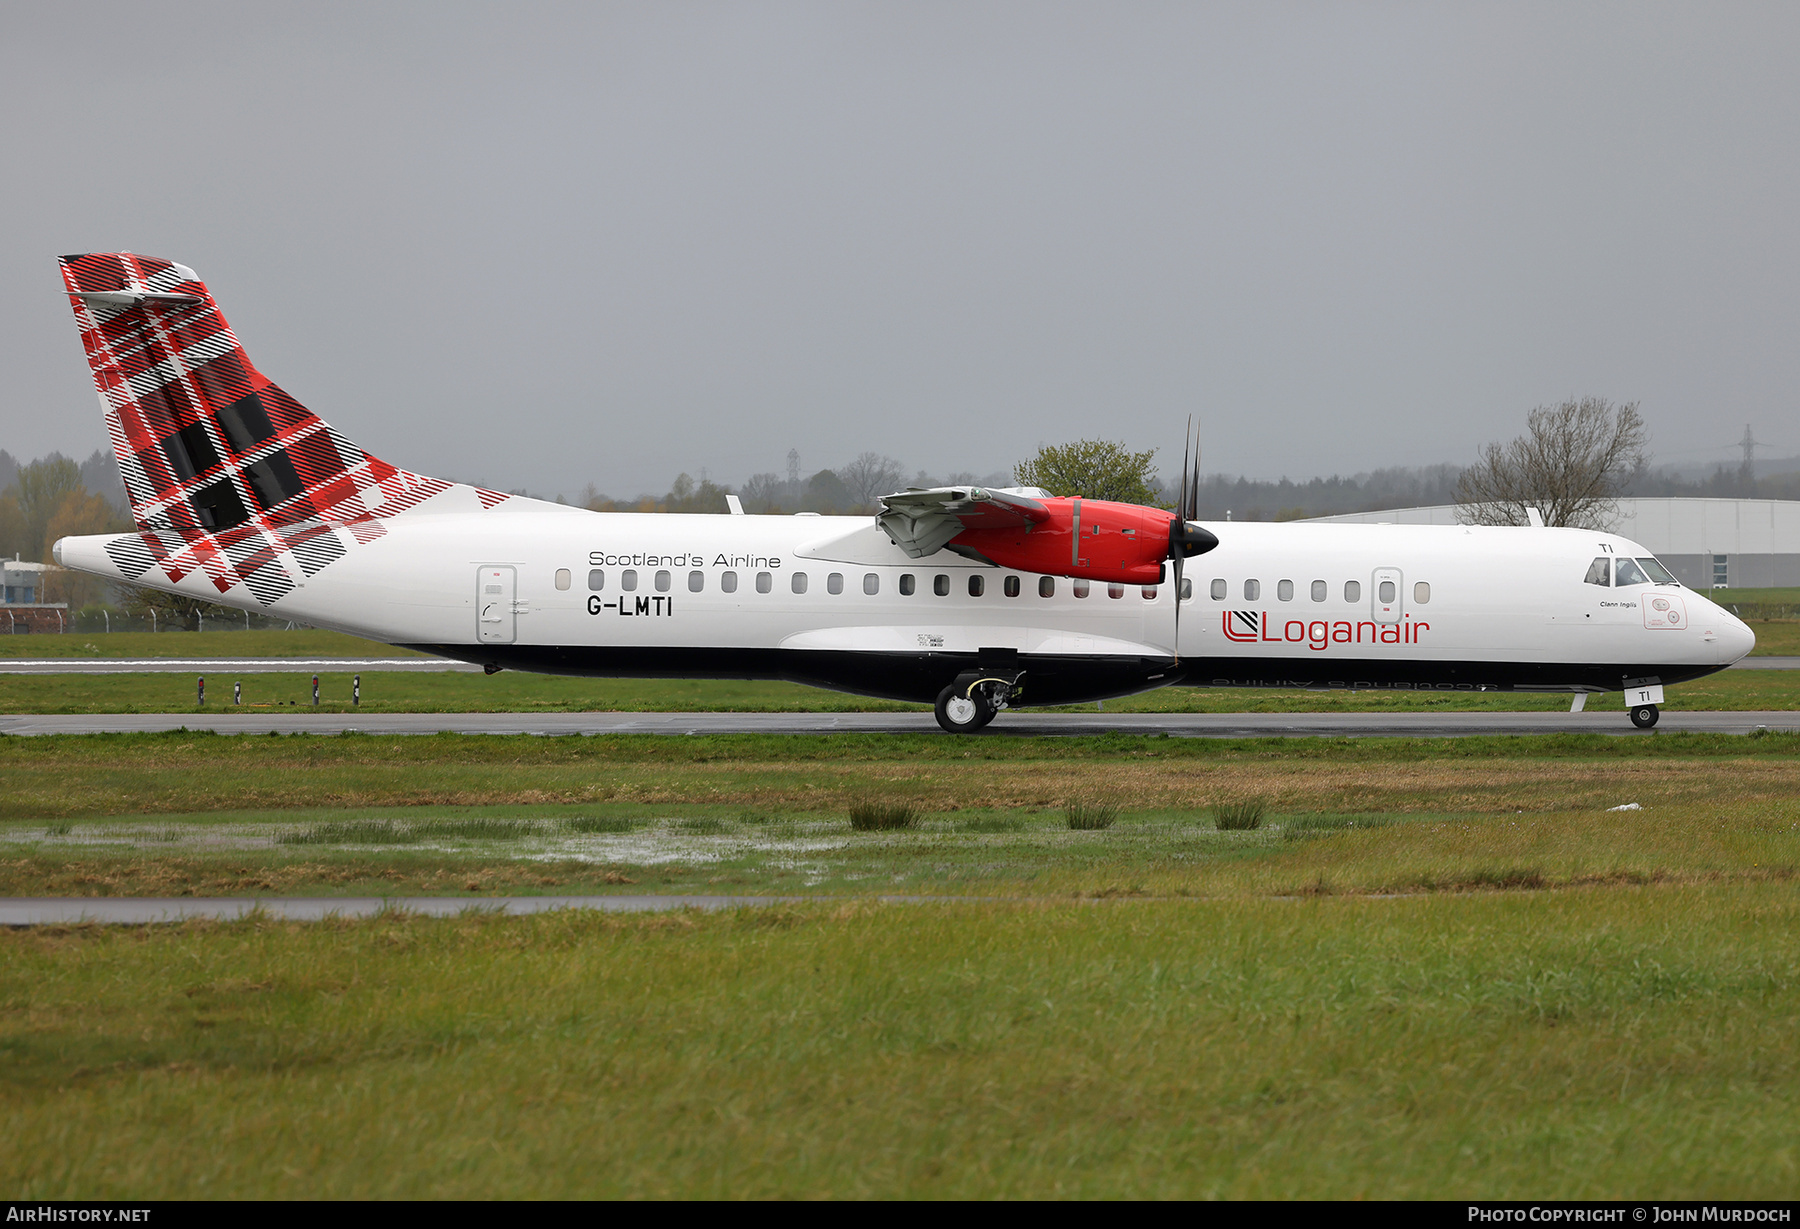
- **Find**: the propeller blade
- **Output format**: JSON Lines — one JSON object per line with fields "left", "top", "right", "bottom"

{"left": 1177, "top": 415, "right": 1192, "bottom": 524}
{"left": 1186, "top": 418, "right": 1201, "bottom": 523}
{"left": 1171, "top": 415, "right": 1198, "bottom": 663}
{"left": 1171, "top": 550, "right": 1184, "bottom": 664}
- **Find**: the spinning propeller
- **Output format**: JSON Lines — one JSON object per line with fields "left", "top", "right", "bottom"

{"left": 1168, "top": 417, "right": 1218, "bottom": 660}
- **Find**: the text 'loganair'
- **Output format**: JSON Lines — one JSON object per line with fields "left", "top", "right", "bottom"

{"left": 1224, "top": 610, "right": 1429, "bottom": 649}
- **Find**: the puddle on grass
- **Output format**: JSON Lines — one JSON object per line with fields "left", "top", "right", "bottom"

{"left": 0, "top": 811, "right": 1359, "bottom": 881}
{"left": 0, "top": 818, "right": 855, "bottom": 869}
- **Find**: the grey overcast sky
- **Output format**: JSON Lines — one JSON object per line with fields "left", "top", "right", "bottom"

{"left": 2, "top": 2, "right": 1797, "bottom": 497}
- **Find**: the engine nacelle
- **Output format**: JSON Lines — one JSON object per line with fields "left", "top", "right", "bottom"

{"left": 950, "top": 497, "right": 1207, "bottom": 585}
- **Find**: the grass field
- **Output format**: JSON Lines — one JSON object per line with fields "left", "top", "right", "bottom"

{"left": 5, "top": 886, "right": 1800, "bottom": 1199}
{"left": 5, "top": 731, "right": 1799, "bottom": 1197}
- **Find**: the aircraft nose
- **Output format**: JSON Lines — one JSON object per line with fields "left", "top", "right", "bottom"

{"left": 1714, "top": 607, "right": 1756, "bottom": 663}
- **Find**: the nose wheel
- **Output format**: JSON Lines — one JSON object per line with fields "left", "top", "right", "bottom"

{"left": 1629, "top": 704, "right": 1660, "bottom": 729}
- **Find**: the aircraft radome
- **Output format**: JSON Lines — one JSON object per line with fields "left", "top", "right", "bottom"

{"left": 51, "top": 253, "right": 1755, "bottom": 732}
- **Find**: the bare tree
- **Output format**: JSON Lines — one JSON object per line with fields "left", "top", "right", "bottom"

{"left": 1456, "top": 398, "right": 1647, "bottom": 529}
{"left": 118, "top": 583, "right": 237, "bottom": 632}
{"left": 839, "top": 452, "right": 906, "bottom": 508}
{"left": 739, "top": 472, "right": 784, "bottom": 513}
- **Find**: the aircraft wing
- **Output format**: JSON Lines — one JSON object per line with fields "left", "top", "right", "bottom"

{"left": 876, "top": 486, "right": 1051, "bottom": 559}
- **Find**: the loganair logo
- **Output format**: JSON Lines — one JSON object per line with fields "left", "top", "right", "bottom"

{"left": 1223, "top": 610, "right": 1430, "bottom": 651}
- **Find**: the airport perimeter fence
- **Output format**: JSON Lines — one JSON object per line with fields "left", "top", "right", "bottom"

{"left": 2, "top": 608, "right": 311, "bottom": 635}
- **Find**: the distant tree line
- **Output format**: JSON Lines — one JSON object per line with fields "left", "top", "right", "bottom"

{"left": 578, "top": 452, "right": 1013, "bottom": 516}
{"left": 0, "top": 449, "right": 134, "bottom": 608}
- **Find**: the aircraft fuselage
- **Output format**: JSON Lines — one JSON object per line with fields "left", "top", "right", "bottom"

{"left": 62, "top": 501, "right": 1753, "bottom": 707}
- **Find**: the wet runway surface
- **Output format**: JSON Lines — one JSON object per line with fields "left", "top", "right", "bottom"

{"left": 0, "top": 895, "right": 801, "bottom": 925}
{"left": 1, "top": 710, "right": 1795, "bottom": 737}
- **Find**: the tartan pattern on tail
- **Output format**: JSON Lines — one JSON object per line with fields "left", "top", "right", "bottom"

{"left": 60, "top": 253, "right": 493, "bottom": 605}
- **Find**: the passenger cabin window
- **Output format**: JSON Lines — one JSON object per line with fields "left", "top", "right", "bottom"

{"left": 588, "top": 569, "right": 605, "bottom": 591}
{"left": 827, "top": 572, "right": 844, "bottom": 595}
{"left": 721, "top": 571, "right": 738, "bottom": 593}
{"left": 900, "top": 573, "right": 916, "bottom": 596}
{"left": 1277, "top": 580, "right": 1294, "bottom": 601}
{"left": 1378, "top": 580, "right": 1396, "bottom": 604}
{"left": 1244, "top": 579, "right": 1260, "bottom": 601}
{"left": 1004, "top": 576, "right": 1020, "bottom": 598}
{"left": 755, "top": 571, "right": 772, "bottom": 593}
{"left": 1414, "top": 582, "right": 1430, "bottom": 604}
{"left": 1039, "top": 576, "right": 1056, "bottom": 598}
{"left": 621, "top": 569, "right": 638, "bottom": 592}
{"left": 1344, "top": 580, "right": 1360, "bottom": 602}
{"left": 1614, "top": 558, "right": 1650, "bottom": 587}
{"left": 1210, "top": 579, "right": 1226, "bottom": 601}
{"left": 654, "top": 570, "right": 671, "bottom": 592}
{"left": 1073, "top": 579, "right": 1090, "bottom": 598}
{"left": 934, "top": 575, "right": 949, "bottom": 597}
{"left": 1141, "top": 586, "right": 1157, "bottom": 600}
{"left": 864, "top": 573, "right": 879, "bottom": 595}
{"left": 555, "top": 568, "right": 571, "bottom": 591}
{"left": 968, "top": 575, "right": 984, "bottom": 597}
{"left": 688, "top": 570, "right": 704, "bottom": 592}
{"left": 1638, "top": 557, "right": 1678, "bottom": 584}
{"left": 1584, "top": 557, "right": 1611, "bottom": 586}
{"left": 792, "top": 572, "right": 808, "bottom": 594}
{"left": 1181, "top": 579, "right": 1194, "bottom": 601}
{"left": 1108, "top": 583, "right": 1124, "bottom": 599}
{"left": 1311, "top": 580, "right": 1326, "bottom": 602}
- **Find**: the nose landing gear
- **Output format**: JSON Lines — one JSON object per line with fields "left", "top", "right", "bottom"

{"left": 1629, "top": 704, "right": 1660, "bottom": 729}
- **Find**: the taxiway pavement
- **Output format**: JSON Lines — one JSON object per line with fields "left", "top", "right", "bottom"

{"left": 1, "top": 710, "right": 1794, "bottom": 737}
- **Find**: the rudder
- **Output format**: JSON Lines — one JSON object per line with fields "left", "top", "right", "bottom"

{"left": 59, "top": 253, "right": 477, "bottom": 604}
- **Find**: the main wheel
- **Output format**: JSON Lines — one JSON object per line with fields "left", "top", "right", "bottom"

{"left": 935, "top": 684, "right": 991, "bottom": 734}
{"left": 1629, "top": 704, "right": 1660, "bottom": 729}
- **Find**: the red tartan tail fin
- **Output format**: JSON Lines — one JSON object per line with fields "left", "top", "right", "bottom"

{"left": 58, "top": 253, "right": 469, "bottom": 605}
{"left": 58, "top": 252, "right": 451, "bottom": 533}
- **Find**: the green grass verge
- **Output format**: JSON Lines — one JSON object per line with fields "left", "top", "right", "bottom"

{"left": 5, "top": 728, "right": 1800, "bottom": 823}
{"left": 0, "top": 628, "right": 422, "bottom": 658}
{"left": 0, "top": 663, "right": 1793, "bottom": 713}
{"left": 4, "top": 888, "right": 1798, "bottom": 1198}
{"left": 1743, "top": 618, "right": 1800, "bottom": 652}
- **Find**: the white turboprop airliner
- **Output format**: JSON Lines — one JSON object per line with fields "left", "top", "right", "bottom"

{"left": 51, "top": 253, "right": 1754, "bottom": 732}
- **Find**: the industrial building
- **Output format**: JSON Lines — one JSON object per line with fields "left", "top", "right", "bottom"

{"left": 0, "top": 560, "right": 70, "bottom": 632}
{"left": 1307, "top": 498, "right": 1800, "bottom": 590}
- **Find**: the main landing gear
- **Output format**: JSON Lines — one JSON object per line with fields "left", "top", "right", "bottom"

{"left": 934, "top": 669, "right": 1026, "bottom": 734}
{"left": 1629, "top": 704, "right": 1660, "bottom": 730}
{"left": 935, "top": 685, "right": 994, "bottom": 733}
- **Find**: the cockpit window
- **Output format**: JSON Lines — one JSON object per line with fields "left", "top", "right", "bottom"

{"left": 1613, "top": 557, "right": 1651, "bottom": 587}
{"left": 1584, "top": 557, "right": 1611, "bottom": 586}
{"left": 1637, "top": 557, "right": 1678, "bottom": 585}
